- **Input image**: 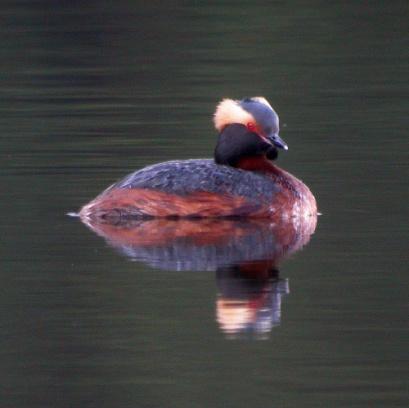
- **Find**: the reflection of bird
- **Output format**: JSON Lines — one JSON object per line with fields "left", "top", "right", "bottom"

{"left": 81, "top": 215, "right": 317, "bottom": 339}
{"left": 80, "top": 97, "right": 316, "bottom": 220}
{"left": 81, "top": 215, "right": 317, "bottom": 271}
{"left": 216, "top": 266, "right": 290, "bottom": 339}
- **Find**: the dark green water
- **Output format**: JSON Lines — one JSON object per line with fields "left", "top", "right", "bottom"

{"left": 1, "top": 1, "right": 408, "bottom": 407}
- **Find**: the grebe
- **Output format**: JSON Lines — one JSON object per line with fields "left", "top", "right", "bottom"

{"left": 79, "top": 97, "right": 317, "bottom": 221}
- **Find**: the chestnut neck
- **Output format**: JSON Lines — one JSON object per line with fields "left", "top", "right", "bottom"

{"left": 236, "top": 156, "right": 279, "bottom": 174}
{"left": 235, "top": 149, "right": 302, "bottom": 199}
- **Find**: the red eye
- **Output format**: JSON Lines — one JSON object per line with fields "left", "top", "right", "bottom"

{"left": 247, "top": 122, "right": 256, "bottom": 132}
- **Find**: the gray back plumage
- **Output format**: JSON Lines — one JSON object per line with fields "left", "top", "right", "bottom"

{"left": 112, "top": 159, "right": 280, "bottom": 202}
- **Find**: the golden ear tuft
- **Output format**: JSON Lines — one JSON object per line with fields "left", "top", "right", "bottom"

{"left": 213, "top": 99, "right": 253, "bottom": 131}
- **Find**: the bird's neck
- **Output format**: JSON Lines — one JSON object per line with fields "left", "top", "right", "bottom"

{"left": 237, "top": 156, "right": 303, "bottom": 199}
{"left": 236, "top": 155, "right": 278, "bottom": 173}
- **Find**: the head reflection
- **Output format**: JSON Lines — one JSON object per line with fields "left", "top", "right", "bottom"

{"left": 81, "top": 215, "right": 316, "bottom": 338}
{"left": 216, "top": 266, "right": 289, "bottom": 340}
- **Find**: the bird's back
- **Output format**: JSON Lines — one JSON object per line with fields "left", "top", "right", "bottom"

{"left": 111, "top": 159, "right": 280, "bottom": 201}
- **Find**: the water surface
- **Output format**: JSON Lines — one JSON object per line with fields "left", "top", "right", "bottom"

{"left": 1, "top": 1, "right": 408, "bottom": 407}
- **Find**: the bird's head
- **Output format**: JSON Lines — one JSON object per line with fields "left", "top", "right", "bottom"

{"left": 213, "top": 97, "right": 288, "bottom": 167}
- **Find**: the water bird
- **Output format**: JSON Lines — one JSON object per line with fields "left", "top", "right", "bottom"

{"left": 79, "top": 97, "right": 317, "bottom": 221}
